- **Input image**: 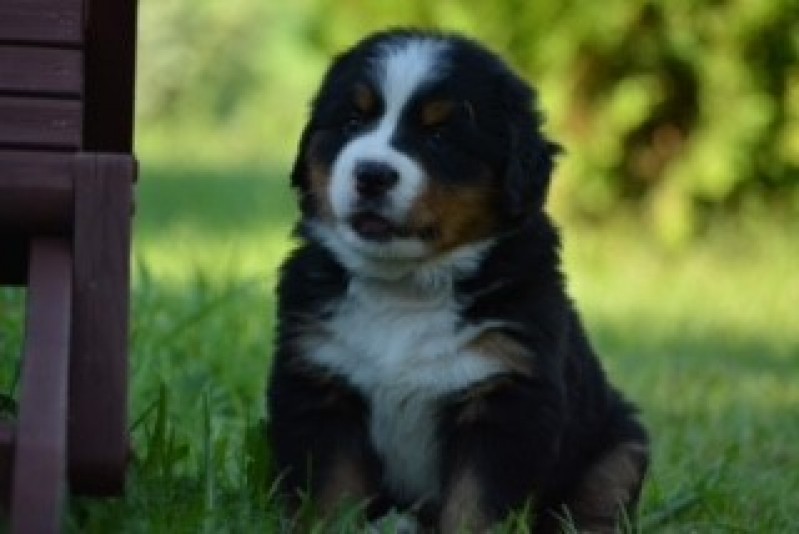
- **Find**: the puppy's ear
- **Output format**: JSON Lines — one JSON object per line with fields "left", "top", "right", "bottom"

{"left": 290, "top": 120, "right": 314, "bottom": 191}
{"left": 289, "top": 120, "right": 317, "bottom": 214}
{"left": 501, "top": 77, "right": 562, "bottom": 220}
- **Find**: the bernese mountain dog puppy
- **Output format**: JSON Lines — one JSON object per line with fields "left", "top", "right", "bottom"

{"left": 267, "top": 29, "right": 649, "bottom": 533}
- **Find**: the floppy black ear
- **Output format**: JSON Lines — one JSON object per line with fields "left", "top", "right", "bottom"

{"left": 501, "top": 78, "right": 562, "bottom": 220}
{"left": 290, "top": 120, "right": 314, "bottom": 192}
{"left": 289, "top": 119, "right": 317, "bottom": 214}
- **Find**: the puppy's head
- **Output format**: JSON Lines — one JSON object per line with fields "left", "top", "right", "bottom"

{"left": 291, "top": 30, "right": 560, "bottom": 277}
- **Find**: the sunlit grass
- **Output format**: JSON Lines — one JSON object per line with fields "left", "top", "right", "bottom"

{"left": 134, "top": 230, "right": 293, "bottom": 285}
{"left": 132, "top": 162, "right": 297, "bottom": 285}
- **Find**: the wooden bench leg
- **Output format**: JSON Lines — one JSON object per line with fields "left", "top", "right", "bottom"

{"left": 68, "top": 154, "right": 133, "bottom": 494}
{"left": 11, "top": 238, "right": 72, "bottom": 533}
{"left": 0, "top": 423, "right": 15, "bottom": 510}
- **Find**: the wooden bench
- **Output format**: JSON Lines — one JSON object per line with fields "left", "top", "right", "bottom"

{"left": 0, "top": 0, "right": 138, "bottom": 530}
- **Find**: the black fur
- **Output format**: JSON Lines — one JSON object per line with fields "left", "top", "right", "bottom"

{"left": 268, "top": 29, "right": 648, "bottom": 532}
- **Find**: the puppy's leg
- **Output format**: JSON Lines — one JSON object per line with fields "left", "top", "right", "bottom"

{"left": 564, "top": 438, "right": 649, "bottom": 533}
{"left": 268, "top": 365, "right": 382, "bottom": 518}
{"left": 437, "top": 376, "right": 565, "bottom": 533}
{"left": 439, "top": 467, "right": 492, "bottom": 533}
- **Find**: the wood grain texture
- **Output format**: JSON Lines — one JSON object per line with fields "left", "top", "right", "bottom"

{"left": 11, "top": 238, "right": 72, "bottom": 533}
{"left": 0, "top": 0, "right": 83, "bottom": 46}
{"left": 68, "top": 153, "right": 134, "bottom": 495}
{"left": 0, "top": 46, "right": 82, "bottom": 96}
{"left": 0, "top": 97, "right": 82, "bottom": 149}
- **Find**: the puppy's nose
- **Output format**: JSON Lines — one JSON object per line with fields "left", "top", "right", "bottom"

{"left": 354, "top": 161, "right": 399, "bottom": 198}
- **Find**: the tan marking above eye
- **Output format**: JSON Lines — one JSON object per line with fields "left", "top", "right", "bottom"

{"left": 353, "top": 83, "right": 376, "bottom": 114}
{"left": 420, "top": 100, "right": 456, "bottom": 128}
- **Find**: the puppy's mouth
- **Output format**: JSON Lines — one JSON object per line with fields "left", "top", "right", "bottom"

{"left": 349, "top": 211, "right": 437, "bottom": 243}
{"left": 349, "top": 211, "right": 400, "bottom": 242}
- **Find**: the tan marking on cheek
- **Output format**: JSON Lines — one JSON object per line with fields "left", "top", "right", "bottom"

{"left": 467, "top": 330, "right": 534, "bottom": 377}
{"left": 440, "top": 470, "right": 491, "bottom": 533}
{"left": 420, "top": 100, "right": 455, "bottom": 128}
{"left": 568, "top": 441, "right": 649, "bottom": 531}
{"left": 408, "top": 180, "right": 499, "bottom": 252}
{"left": 309, "top": 162, "right": 334, "bottom": 220}
{"left": 353, "top": 83, "right": 376, "bottom": 114}
{"left": 317, "top": 455, "right": 371, "bottom": 516}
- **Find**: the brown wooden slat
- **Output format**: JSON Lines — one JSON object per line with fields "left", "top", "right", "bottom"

{"left": 83, "top": 0, "right": 137, "bottom": 152}
{"left": 0, "top": 0, "right": 83, "bottom": 46}
{"left": 0, "top": 46, "right": 82, "bottom": 96}
{"left": 0, "top": 151, "right": 74, "bottom": 234}
{"left": 0, "top": 96, "right": 81, "bottom": 149}
{"left": 69, "top": 154, "right": 133, "bottom": 495}
{"left": 11, "top": 238, "right": 72, "bottom": 533}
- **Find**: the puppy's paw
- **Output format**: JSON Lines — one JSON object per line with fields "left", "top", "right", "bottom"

{"left": 367, "top": 510, "right": 421, "bottom": 534}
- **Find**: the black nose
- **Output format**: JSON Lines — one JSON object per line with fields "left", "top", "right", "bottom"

{"left": 354, "top": 161, "right": 399, "bottom": 198}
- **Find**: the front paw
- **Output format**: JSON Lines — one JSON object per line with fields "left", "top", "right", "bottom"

{"left": 367, "top": 510, "right": 422, "bottom": 534}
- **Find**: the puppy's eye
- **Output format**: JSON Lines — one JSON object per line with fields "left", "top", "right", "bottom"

{"left": 428, "top": 126, "right": 445, "bottom": 143}
{"left": 342, "top": 113, "right": 366, "bottom": 134}
{"left": 425, "top": 122, "right": 451, "bottom": 147}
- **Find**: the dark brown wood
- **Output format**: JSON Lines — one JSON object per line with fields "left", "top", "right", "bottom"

{"left": 0, "top": 97, "right": 82, "bottom": 149}
{"left": 0, "top": 46, "right": 82, "bottom": 96}
{"left": 0, "top": 151, "right": 74, "bottom": 284}
{"left": 0, "top": 423, "right": 14, "bottom": 508}
{"left": 0, "top": 151, "right": 74, "bottom": 234}
{"left": 0, "top": 0, "right": 83, "bottom": 46}
{"left": 0, "top": 237, "right": 29, "bottom": 285}
{"left": 83, "top": 0, "right": 137, "bottom": 152}
{"left": 68, "top": 154, "right": 133, "bottom": 495}
{"left": 0, "top": 0, "right": 139, "bottom": 517}
{"left": 11, "top": 238, "right": 72, "bottom": 533}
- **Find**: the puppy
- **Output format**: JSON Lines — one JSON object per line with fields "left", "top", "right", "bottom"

{"left": 267, "top": 29, "right": 649, "bottom": 533}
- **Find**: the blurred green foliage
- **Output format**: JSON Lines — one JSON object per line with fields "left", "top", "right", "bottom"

{"left": 136, "top": 0, "right": 799, "bottom": 242}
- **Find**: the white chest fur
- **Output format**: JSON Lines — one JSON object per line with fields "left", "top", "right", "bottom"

{"left": 305, "top": 277, "right": 505, "bottom": 503}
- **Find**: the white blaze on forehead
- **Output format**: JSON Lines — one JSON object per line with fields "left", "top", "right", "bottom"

{"left": 376, "top": 37, "right": 449, "bottom": 121}
{"left": 329, "top": 38, "right": 449, "bottom": 245}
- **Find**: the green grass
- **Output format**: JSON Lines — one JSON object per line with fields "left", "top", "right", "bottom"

{"left": 2, "top": 163, "right": 797, "bottom": 532}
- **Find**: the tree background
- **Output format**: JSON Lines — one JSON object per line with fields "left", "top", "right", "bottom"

{"left": 136, "top": 0, "right": 799, "bottom": 244}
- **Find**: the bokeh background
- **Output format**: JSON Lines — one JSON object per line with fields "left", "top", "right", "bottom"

{"left": 2, "top": 0, "right": 798, "bottom": 531}
{"left": 137, "top": 1, "right": 799, "bottom": 245}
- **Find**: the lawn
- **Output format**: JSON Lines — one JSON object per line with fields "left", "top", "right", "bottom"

{"left": 2, "top": 163, "right": 797, "bottom": 532}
